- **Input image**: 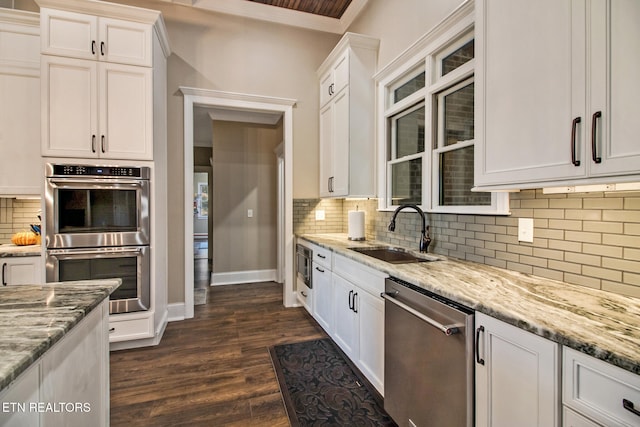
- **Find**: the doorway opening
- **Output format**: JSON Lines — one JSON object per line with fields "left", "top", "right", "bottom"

{"left": 180, "top": 87, "right": 296, "bottom": 320}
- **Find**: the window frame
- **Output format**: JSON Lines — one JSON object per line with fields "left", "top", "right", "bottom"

{"left": 375, "top": 19, "right": 509, "bottom": 214}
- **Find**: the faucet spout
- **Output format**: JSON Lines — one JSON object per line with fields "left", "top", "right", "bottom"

{"left": 388, "top": 204, "right": 432, "bottom": 253}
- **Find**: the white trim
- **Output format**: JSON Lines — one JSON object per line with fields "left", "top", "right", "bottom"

{"left": 167, "top": 302, "right": 186, "bottom": 322}
{"left": 211, "top": 269, "right": 277, "bottom": 286}
{"left": 180, "top": 87, "right": 297, "bottom": 320}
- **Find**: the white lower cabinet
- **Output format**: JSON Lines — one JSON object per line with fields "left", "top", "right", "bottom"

{"left": 296, "top": 278, "right": 312, "bottom": 314}
{"left": 0, "top": 299, "right": 109, "bottom": 427}
{"left": 563, "top": 346, "right": 640, "bottom": 427}
{"left": 2, "top": 256, "right": 42, "bottom": 286}
{"left": 331, "top": 254, "right": 386, "bottom": 394}
{"left": 475, "top": 312, "right": 561, "bottom": 427}
{"left": 563, "top": 407, "right": 602, "bottom": 427}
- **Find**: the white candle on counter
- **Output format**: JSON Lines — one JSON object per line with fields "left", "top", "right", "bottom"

{"left": 348, "top": 210, "right": 365, "bottom": 241}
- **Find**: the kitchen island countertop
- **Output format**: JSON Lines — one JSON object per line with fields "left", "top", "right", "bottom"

{"left": 299, "top": 233, "right": 640, "bottom": 376}
{"left": 0, "top": 279, "right": 121, "bottom": 392}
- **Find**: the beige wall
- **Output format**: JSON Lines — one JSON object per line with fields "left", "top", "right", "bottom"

{"left": 211, "top": 121, "right": 280, "bottom": 273}
{"left": 347, "top": 0, "right": 466, "bottom": 69}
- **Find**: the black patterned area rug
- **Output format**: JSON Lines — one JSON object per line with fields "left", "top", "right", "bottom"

{"left": 269, "top": 338, "right": 396, "bottom": 427}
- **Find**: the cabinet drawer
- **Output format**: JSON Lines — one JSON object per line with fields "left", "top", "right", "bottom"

{"left": 333, "top": 253, "right": 386, "bottom": 297}
{"left": 563, "top": 347, "right": 640, "bottom": 427}
{"left": 296, "top": 278, "right": 312, "bottom": 314}
{"left": 312, "top": 244, "right": 332, "bottom": 269}
{"left": 109, "top": 315, "right": 153, "bottom": 343}
{"left": 563, "top": 407, "right": 602, "bottom": 427}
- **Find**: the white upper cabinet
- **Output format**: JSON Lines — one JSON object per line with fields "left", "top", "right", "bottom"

{"left": 475, "top": 0, "right": 640, "bottom": 190}
{"left": 0, "top": 10, "right": 42, "bottom": 196}
{"left": 37, "top": 0, "right": 169, "bottom": 161}
{"left": 40, "top": 9, "right": 152, "bottom": 67}
{"left": 317, "top": 33, "right": 379, "bottom": 198}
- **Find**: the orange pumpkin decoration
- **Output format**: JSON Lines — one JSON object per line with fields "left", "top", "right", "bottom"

{"left": 11, "top": 231, "right": 38, "bottom": 246}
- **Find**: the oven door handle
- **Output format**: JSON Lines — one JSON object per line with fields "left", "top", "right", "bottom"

{"left": 381, "top": 292, "right": 462, "bottom": 336}
{"left": 47, "top": 178, "right": 145, "bottom": 188}
{"left": 47, "top": 248, "right": 144, "bottom": 256}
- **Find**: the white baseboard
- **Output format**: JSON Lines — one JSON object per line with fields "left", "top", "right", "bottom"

{"left": 167, "top": 302, "right": 186, "bottom": 322}
{"left": 211, "top": 269, "right": 277, "bottom": 286}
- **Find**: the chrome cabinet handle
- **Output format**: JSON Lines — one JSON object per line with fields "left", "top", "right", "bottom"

{"left": 476, "top": 326, "right": 485, "bottom": 365}
{"left": 591, "top": 111, "right": 602, "bottom": 164}
{"left": 2, "top": 263, "right": 6, "bottom": 286}
{"left": 571, "top": 117, "right": 581, "bottom": 166}
{"left": 623, "top": 399, "right": 640, "bottom": 417}
{"left": 315, "top": 266, "right": 324, "bottom": 273}
{"left": 381, "top": 292, "right": 462, "bottom": 335}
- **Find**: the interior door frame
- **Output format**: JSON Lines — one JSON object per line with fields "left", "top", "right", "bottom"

{"left": 180, "top": 87, "right": 296, "bottom": 319}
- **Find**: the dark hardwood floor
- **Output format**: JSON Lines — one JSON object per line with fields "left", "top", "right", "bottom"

{"left": 110, "top": 282, "right": 327, "bottom": 426}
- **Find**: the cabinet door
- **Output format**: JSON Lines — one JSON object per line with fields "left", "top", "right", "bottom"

{"left": 2, "top": 257, "right": 41, "bottom": 286}
{"left": 588, "top": 0, "right": 640, "bottom": 177}
{"left": 475, "top": 312, "right": 560, "bottom": 427}
{"left": 330, "top": 88, "right": 350, "bottom": 196}
{"left": 40, "top": 8, "right": 98, "bottom": 60}
{"left": 332, "top": 51, "right": 349, "bottom": 96}
{"left": 99, "top": 18, "right": 152, "bottom": 67}
{"left": 563, "top": 407, "right": 602, "bottom": 427}
{"left": 319, "top": 102, "right": 333, "bottom": 197}
{"left": 0, "top": 73, "right": 41, "bottom": 195}
{"left": 319, "top": 70, "right": 333, "bottom": 108}
{"left": 99, "top": 62, "right": 153, "bottom": 160}
{"left": 41, "top": 301, "right": 108, "bottom": 427}
{"left": 312, "top": 262, "right": 333, "bottom": 334}
{"left": 41, "top": 55, "right": 98, "bottom": 158}
{"left": 332, "top": 274, "right": 357, "bottom": 358}
{"left": 0, "top": 362, "right": 40, "bottom": 427}
{"left": 475, "top": 0, "right": 587, "bottom": 188}
{"left": 357, "top": 289, "right": 384, "bottom": 394}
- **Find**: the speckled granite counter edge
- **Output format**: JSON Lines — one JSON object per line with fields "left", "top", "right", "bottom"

{"left": 0, "top": 279, "right": 121, "bottom": 392}
{"left": 0, "top": 244, "right": 41, "bottom": 257}
{"left": 298, "top": 234, "right": 640, "bottom": 376}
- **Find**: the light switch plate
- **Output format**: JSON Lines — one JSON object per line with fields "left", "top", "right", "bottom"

{"left": 518, "top": 218, "right": 534, "bottom": 243}
{"left": 247, "top": 209, "right": 253, "bottom": 218}
{"left": 315, "top": 210, "right": 325, "bottom": 221}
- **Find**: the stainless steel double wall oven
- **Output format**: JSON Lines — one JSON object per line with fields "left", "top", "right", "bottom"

{"left": 45, "top": 163, "right": 151, "bottom": 314}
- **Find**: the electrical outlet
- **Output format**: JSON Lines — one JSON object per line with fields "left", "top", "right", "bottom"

{"left": 518, "top": 218, "right": 534, "bottom": 243}
{"left": 315, "top": 210, "right": 325, "bottom": 220}
{"left": 247, "top": 209, "right": 253, "bottom": 218}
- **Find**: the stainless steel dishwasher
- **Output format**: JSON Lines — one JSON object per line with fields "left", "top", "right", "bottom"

{"left": 381, "top": 277, "right": 474, "bottom": 427}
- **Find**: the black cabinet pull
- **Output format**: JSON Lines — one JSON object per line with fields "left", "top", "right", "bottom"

{"left": 100, "top": 41, "right": 105, "bottom": 56}
{"left": 91, "top": 135, "right": 96, "bottom": 153}
{"left": 348, "top": 290, "right": 353, "bottom": 310}
{"left": 591, "top": 111, "right": 602, "bottom": 164}
{"left": 91, "top": 40, "right": 96, "bottom": 55}
{"left": 317, "top": 254, "right": 326, "bottom": 259}
{"left": 623, "top": 399, "right": 640, "bottom": 417}
{"left": 101, "top": 135, "right": 106, "bottom": 153}
{"left": 315, "top": 266, "right": 324, "bottom": 273}
{"left": 353, "top": 292, "right": 358, "bottom": 313}
{"left": 475, "top": 326, "right": 485, "bottom": 365}
{"left": 301, "top": 291, "right": 307, "bottom": 298}
{"left": 571, "top": 117, "right": 581, "bottom": 166}
{"left": 2, "top": 263, "right": 7, "bottom": 286}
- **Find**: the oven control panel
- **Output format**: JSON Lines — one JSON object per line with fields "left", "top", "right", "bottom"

{"left": 50, "top": 164, "right": 148, "bottom": 179}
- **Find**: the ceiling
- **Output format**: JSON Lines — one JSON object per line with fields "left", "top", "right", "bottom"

{"left": 245, "top": 0, "right": 352, "bottom": 19}
{"left": 162, "top": 0, "right": 369, "bottom": 34}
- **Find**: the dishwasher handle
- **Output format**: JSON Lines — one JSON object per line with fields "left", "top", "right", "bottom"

{"left": 381, "top": 292, "right": 462, "bottom": 336}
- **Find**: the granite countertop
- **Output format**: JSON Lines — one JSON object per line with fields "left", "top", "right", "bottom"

{"left": 0, "top": 244, "right": 41, "bottom": 257}
{"left": 299, "top": 233, "right": 640, "bottom": 376}
{"left": 0, "top": 279, "right": 121, "bottom": 392}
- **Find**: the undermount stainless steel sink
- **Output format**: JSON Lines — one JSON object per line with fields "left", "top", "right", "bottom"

{"left": 349, "top": 246, "right": 439, "bottom": 264}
